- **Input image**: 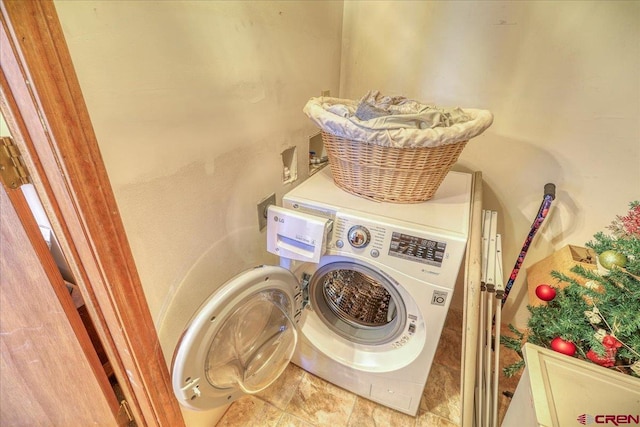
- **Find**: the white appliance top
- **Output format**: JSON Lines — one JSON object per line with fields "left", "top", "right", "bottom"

{"left": 283, "top": 166, "right": 472, "bottom": 237}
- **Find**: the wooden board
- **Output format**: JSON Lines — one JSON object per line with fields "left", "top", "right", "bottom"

{"left": 0, "top": 185, "right": 118, "bottom": 425}
{"left": 526, "top": 245, "right": 596, "bottom": 307}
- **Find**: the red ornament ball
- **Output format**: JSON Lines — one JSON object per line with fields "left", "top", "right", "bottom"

{"left": 586, "top": 349, "right": 616, "bottom": 367}
{"left": 535, "top": 284, "right": 557, "bottom": 301}
{"left": 551, "top": 337, "right": 576, "bottom": 356}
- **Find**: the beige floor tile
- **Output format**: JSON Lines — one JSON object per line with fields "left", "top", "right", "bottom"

{"left": 216, "top": 395, "right": 282, "bottom": 427}
{"left": 433, "top": 327, "right": 463, "bottom": 370}
{"left": 443, "top": 307, "right": 464, "bottom": 332}
{"left": 415, "top": 412, "right": 460, "bottom": 427}
{"left": 420, "top": 363, "right": 461, "bottom": 425}
{"left": 258, "top": 363, "right": 306, "bottom": 410}
{"left": 218, "top": 320, "right": 525, "bottom": 427}
{"left": 497, "top": 392, "right": 515, "bottom": 426}
{"left": 277, "top": 413, "right": 316, "bottom": 427}
{"left": 285, "top": 372, "right": 356, "bottom": 427}
{"left": 347, "top": 397, "right": 416, "bottom": 427}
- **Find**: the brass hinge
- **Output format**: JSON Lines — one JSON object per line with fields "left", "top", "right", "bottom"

{"left": 0, "top": 137, "right": 31, "bottom": 189}
{"left": 118, "top": 399, "right": 135, "bottom": 425}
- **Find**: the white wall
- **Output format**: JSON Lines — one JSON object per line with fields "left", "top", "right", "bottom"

{"left": 340, "top": 0, "right": 640, "bottom": 327}
{"left": 55, "top": 0, "right": 343, "bottom": 327}
{"left": 56, "top": 3, "right": 343, "bottom": 423}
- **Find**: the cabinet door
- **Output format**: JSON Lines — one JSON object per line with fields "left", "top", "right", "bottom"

{"left": 0, "top": 185, "right": 119, "bottom": 425}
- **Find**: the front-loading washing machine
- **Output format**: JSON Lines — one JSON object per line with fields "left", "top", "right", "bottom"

{"left": 171, "top": 167, "right": 472, "bottom": 416}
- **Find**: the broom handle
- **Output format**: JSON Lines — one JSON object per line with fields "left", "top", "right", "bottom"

{"left": 501, "top": 184, "right": 556, "bottom": 306}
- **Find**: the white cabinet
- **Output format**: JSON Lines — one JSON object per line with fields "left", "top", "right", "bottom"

{"left": 503, "top": 344, "right": 640, "bottom": 427}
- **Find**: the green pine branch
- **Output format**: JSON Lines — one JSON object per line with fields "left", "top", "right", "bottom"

{"left": 503, "top": 360, "right": 525, "bottom": 378}
{"left": 500, "top": 334, "right": 524, "bottom": 356}
{"left": 502, "top": 202, "right": 640, "bottom": 378}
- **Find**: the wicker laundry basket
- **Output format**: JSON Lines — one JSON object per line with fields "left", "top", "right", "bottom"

{"left": 304, "top": 93, "right": 493, "bottom": 203}
{"left": 322, "top": 131, "right": 467, "bottom": 203}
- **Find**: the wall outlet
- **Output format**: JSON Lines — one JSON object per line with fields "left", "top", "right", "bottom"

{"left": 321, "top": 90, "right": 330, "bottom": 97}
{"left": 257, "top": 193, "right": 276, "bottom": 231}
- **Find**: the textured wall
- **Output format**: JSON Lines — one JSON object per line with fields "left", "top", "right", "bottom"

{"left": 55, "top": 1, "right": 344, "bottom": 330}
{"left": 340, "top": 0, "right": 640, "bottom": 327}
{"left": 55, "top": 3, "right": 343, "bottom": 423}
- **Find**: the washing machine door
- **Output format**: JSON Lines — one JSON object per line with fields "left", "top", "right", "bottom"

{"left": 171, "top": 265, "right": 301, "bottom": 411}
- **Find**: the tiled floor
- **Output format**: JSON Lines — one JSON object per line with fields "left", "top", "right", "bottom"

{"left": 216, "top": 308, "right": 523, "bottom": 427}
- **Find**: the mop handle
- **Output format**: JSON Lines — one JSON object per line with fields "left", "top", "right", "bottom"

{"left": 501, "top": 184, "right": 556, "bottom": 306}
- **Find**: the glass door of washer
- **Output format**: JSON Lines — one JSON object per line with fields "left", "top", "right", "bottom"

{"left": 171, "top": 266, "right": 300, "bottom": 411}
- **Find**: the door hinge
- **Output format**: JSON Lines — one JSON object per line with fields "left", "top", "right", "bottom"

{"left": 0, "top": 137, "right": 31, "bottom": 189}
{"left": 118, "top": 399, "right": 135, "bottom": 425}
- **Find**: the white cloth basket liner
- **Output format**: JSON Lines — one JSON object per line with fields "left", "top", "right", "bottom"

{"left": 303, "top": 95, "right": 494, "bottom": 149}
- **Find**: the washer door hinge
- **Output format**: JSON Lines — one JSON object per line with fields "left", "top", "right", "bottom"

{"left": 301, "top": 273, "right": 311, "bottom": 309}
{"left": 0, "top": 137, "right": 31, "bottom": 190}
{"left": 178, "top": 377, "right": 202, "bottom": 402}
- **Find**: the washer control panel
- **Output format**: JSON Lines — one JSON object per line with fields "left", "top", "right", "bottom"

{"left": 282, "top": 200, "right": 467, "bottom": 290}
{"left": 335, "top": 216, "right": 438, "bottom": 264}
{"left": 329, "top": 212, "right": 466, "bottom": 289}
{"left": 388, "top": 232, "right": 446, "bottom": 267}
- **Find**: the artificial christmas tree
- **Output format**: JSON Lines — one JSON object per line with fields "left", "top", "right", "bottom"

{"left": 503, "top": 201, "right": 640, "bottom": 378}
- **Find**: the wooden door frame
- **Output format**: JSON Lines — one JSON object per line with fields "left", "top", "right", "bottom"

{"left": 0, "top": 1, "right": 184, "bottom": 425}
